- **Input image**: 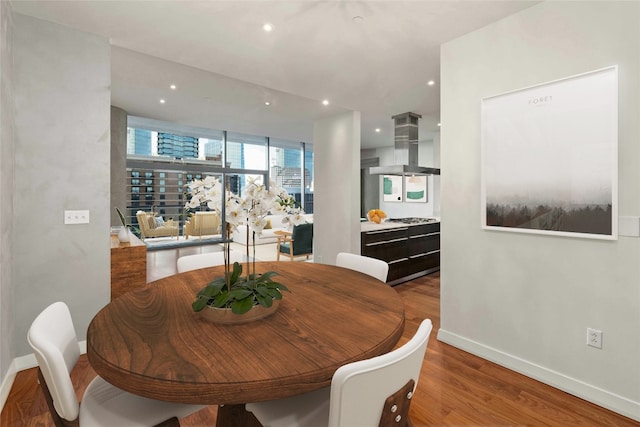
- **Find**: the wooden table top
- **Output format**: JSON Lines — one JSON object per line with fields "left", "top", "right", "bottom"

{"left": 87, "top": 261, "right": 405, "bottom": 405}
{"left": 272, "top": 229, "right": 292, "bottom": 236}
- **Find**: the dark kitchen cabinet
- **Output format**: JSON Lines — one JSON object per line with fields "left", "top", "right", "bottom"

{"left": 361, "top": 222, "right": 440, "bottom": 285}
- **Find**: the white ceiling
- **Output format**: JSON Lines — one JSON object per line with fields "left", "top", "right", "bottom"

{"left": 11, "top": 0, "right": 538, "bottom": 148}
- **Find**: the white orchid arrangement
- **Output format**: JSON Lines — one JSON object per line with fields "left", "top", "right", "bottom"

{"left": 184, "top": 176, "right": 306, "bottom": 304}
{"left": 185, "top": 175, "right": 305, "bottom": 235}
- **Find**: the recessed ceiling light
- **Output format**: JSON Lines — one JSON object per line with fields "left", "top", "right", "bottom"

{"left": 265, "top": 101, "right": 271, "bottom": 106}
{"left": 322, "top": 99, "right": 329, "bottom": 106}
{"left": 263, "top": 23, "right": 273, "bottom": 32}
{"left": 352, "top": 16, "right": 364, "bottom": 23}
{"left": 427, "top": 80, "right": 435, "bottom": 86}
{"left": 159, "top": 99, "right": 166, "bottom": 104}
{"left": 169, "top": 84, "right": 177, "bottom": 90}
{"left": 375, "top": 128, "right": 381, "bottom": 133}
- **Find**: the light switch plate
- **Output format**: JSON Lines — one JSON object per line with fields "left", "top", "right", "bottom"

{"left": 64, "top": 210, "right": 90, "bottom": 225}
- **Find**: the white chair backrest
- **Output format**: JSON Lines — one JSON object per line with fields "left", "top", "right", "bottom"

{"left": 27, "top": 301, "right": 82, "bottom": 422}
{"left": 177, "top": 250, "right": 244, "bottom": 273}
{"left": 335, "top": 252, "right": 389, "bottom": 282}
{"left": 328, "top": 319, "right": 433, "bottom": 427}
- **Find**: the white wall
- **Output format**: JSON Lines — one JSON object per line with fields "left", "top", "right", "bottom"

{"left": 439, "top": 1, "right": 639, "bottom": 420}
{"left": 313, "top": 111, "right": 361, "bottom": 263}
{"left": 12, "top": 14, "right": 111, "bottom": 356}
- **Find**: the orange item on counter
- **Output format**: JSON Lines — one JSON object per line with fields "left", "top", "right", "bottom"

{"left": 367, "top": 209, "right": 387, "bottom": 223}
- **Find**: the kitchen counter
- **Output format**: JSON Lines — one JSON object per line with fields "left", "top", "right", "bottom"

{"left": 361, "top": 219, "right": 440, "bottom": 285}
{"left": 361, "top": 218, "right": 440, "bottom": 232}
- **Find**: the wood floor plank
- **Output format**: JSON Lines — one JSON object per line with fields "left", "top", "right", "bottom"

{"left": 2, "top": 271, "right": 637, "bottom": 426}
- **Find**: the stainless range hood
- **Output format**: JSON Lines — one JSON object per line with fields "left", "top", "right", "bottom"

{"left": 369, "top": 112, "right": 440, "bottom": 176}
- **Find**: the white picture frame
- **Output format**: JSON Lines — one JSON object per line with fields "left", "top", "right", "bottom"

{"left": 481, "top": 66, "right": 618, "bottom": 240}
{"left": 404, "top": 175, "right": 427, "bottom": 203}
{"left": 382, "top": 175, "right": 403, "bottom": 202}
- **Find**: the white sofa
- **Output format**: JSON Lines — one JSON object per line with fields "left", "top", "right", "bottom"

{"left": 232, "top": 214, "right": 313, "bottom": 245}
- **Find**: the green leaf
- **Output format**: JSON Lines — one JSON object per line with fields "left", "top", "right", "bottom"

{"left": 213, "top": 291, "right": 231, "bottom": 307}
{"left": 230, "top": 262, "right": 242, "bottom": 284}
{"left": 256, "top": 294, "right": 273, "bottom": 308}
{"left": 208, "top": 277, "right": 227, "bottom": 287}
{"left": 267, "top": 289, "right": 283, "bottom": 299}
{"left": 229, "top": 288, "right": 253, "bottom": 300}
{"left": 192, "top": 296, "right": 209, "bottom": 312}
{"left": 255, "top": 286, "right": 270, "bottom": 297}
{"left": 257, "top": 271, "right": 279, "bottom": 282}
{"left": 231, "top": 297, "right": 255, "bottom": 314}
{"left": 265, "top": 282, "right": 289, "bottom": 292}
{"left": 198, "top": 282, "right": 224, "bottom": 299}
{"left": 115, "top": 207, "right": 127, "bottom": 227}
{"left": 239, "top": 278, "right": 256, "bottom": 288}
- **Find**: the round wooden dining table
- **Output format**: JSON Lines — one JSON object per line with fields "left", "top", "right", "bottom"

{"left": 87, "top": 261, "right": 405, "bottom": 426}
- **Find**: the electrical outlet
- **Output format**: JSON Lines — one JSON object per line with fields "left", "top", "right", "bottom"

{"left": 587, "top": 328, "right": 603, "bottom": 349}
{"left": 64, "top": 210, "right": 90, "bottom": 225}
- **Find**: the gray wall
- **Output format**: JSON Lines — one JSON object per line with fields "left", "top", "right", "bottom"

{"left": 0, "top": 0, "right": 15, "bottom": 386}
{"left": 439, "top": 1, "right": 639, "bottom": 420}
{"left": 360, "top": 157, "right": 379, "bottom": 218}
{"left": 12, "top": 14, "right": 111, "bottom": 356}
{"left": 110, "top": 106, "right": 127, "bottom": 226}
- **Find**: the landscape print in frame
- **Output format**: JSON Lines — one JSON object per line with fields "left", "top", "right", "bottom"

{"left": 481, "top": 66, "right": 618, "bottom": 240}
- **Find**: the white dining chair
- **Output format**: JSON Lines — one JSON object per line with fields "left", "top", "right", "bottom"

{"left": 176, "top": 250, "right": 244, "bottom": 273}
{"left": 335, "top": 252, "right": 389, "bottom": 282}
{"left": 27, "top": 301, "right": 205, "bottom": 427}
{"left": 246, "top": 318, "right": 433, "bottom": 427}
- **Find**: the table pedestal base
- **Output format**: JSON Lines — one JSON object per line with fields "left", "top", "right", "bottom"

{"left": 216, "top": 404, "right": 263, "bottom": 427}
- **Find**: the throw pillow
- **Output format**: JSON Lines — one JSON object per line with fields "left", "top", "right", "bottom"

{"left": 155, "top": 216, "right": 165, "bottom": 226}
{"left": 264, "top": 219, "right": 272, "bottom": 229}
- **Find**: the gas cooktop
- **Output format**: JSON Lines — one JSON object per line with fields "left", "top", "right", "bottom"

{"left": 386, "top": 217, "right": 438, "bottom": 224}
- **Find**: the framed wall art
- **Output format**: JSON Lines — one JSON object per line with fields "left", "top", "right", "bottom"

{"left": 404, "top": 175, "right": 427, "bottom": 203}
{"left": 382, "top": 175, "right": 403, "bottom": 202}
{"left": 481, "top": 66, "right": 618, "bottom": 240}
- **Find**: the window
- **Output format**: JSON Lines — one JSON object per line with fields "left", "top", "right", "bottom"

{"left": 304, "top": 145, "right": 314, "bottom": 214}
{"left": 200, "top": 136, "right": 223, "bottom": 162}
{"left": 123, "top": 118, "right": 314, "bottom": 234}
{"left": 269, "top": 138, "right": 313, "bottom": 213}
{"left": 226, "top": 132, "right": 268, "bottom": 171}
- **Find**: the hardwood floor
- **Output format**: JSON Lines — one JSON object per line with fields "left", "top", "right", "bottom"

{"left": 2, "top": 271, "right": 637, "bottom": 426}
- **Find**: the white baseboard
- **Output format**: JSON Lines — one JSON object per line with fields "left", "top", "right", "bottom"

{"left": 0, "top": 340, "right": 87, "bottom": 414}
{"left": 0, "top": 352, "right": 38, "bottom": 413}
{"left": 437, "top": 329, "right": 640, "bottom": 422}
{"left": 0, "top": 359, "right": 17, "bottom": 412}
